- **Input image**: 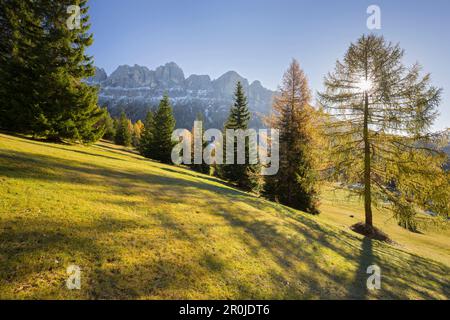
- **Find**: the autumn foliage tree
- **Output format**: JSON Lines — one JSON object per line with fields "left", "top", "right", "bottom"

{"left": 265, "top": 59, "right": 320, "bottom": 213}
{"left": 132, "top": 120, "right": 144, "bottom": 147}
{"left": 319, "top": 34, "right": 446, "bottom": 232}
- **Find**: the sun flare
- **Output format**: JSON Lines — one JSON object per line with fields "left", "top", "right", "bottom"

{"left": 356, "top": 78, "right": 373, "bottom": 92}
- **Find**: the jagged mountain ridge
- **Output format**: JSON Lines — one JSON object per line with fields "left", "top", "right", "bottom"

{"left": 87, "top": 62, "right": 274, "bottom": 129}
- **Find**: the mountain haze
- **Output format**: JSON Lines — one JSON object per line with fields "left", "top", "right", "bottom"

{"left": 87, "top": 62, "right": 274, "bottom": 129}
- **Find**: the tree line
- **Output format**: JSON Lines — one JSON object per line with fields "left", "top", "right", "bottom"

{"left": 100, "top": 73, "right": 321, "bottom": 218}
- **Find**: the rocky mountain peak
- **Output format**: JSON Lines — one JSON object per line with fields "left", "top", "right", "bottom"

{"left": 87, "top": 67, "right": 107, "bottom": 83}
{"left": 250, "top": 80, "right": 263, "bottom": 88}
{"left": 86, "top": 62, "right": 274, "bottom": 128}
{"left": 105, "top": 64, "right": 154, "bottom": 88}
{"left": 212, "top": 71, "right": 249, "bottom": 98}
{"left": 154, "top": 62, "right": 185, "bottom": 86}
{"left": 185, "top": 74, "right": 212, "bottom": 91}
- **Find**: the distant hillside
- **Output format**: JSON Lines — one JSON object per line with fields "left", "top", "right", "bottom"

{"left": 87, "top": 62, "right": 274, "bottom": 129}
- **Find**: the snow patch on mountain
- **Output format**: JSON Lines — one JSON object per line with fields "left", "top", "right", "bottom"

{"left": 87, "top": 62, "right": 274, "bottom": 129}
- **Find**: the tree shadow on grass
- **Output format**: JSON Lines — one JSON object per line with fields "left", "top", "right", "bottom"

{"left": 0, "top": 134, "right": 129, "bottom": 163}
{"left": 0, "top": 131, "right": 72, "bottom": 145}
{"left": 93, "top": 143, "right": 142, "bottom": 160}
{"left": 211, "top": 199, "right": 450, "bottom": 299}
{"left": 0, "top": 216, "right": 143, "bottom": 298}
{"left": 0, "top": 149, "right": 249, "bottom": 201}
{"left": 346, "top": 238, "right": 374, "bottom": 299}
{"left": 1, "top": 146, "right": 449, "bottom": 299}
{"left": 159, "top": 166, "right": 244, "bottom": 193}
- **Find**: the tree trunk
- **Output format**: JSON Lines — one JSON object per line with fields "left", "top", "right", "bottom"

{"left": 363, "top": 91, "right": 373, "bottom": 229}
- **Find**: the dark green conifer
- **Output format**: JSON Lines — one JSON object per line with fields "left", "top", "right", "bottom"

{"left": 151, "top": 94, "right": 176, "bottom": 163}
{"left": 115, "top": 111, "right": 132, "bottom": 147}
{"left": 139, "top": 109, "right": 155, "bottom": 158}
{"left": 0, "top": 0, "right": 105, "bottom": 143}
{"left": 221, "top": 82, "right": 262, "bottom": 193}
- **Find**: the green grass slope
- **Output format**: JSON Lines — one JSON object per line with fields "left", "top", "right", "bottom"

{"left": 0, "top": 133, "right": 449, "bottom": 299}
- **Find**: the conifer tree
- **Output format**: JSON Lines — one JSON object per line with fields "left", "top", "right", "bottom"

{"left": 221, "top": 82, "right": 262, "bottom": 192}
{"left": 0, "top": 0, "right": 105, "bottom": 143}
{"left": 151, "top": 94, "right": 176, "bottom": 163}
{"left": 265, "top": 59, "right": 320, "bottom": 213}
{"left": 115, "top": 111, "right": 132, "bottom": 147}
{"left": 319, "top": 34, "right": 446, "bottom": 232}
{"left": 190, "top": 113, "right": 210, "bottom": 174}
{"left": 101, "top": 110, "right": 116, "bottom": 141}
{"left": 0, "top": 0, "right": 40, "bottom": 132}
{"left": 139, "top": 110, "right": 156, "bottom": 158}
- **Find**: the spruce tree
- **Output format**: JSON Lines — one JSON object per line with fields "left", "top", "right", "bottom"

{"left": 151, "top": 94, "right": 176, "bottom": 163}
{"left": 265, "top": 59, "right": 320, "bottom": 213}
{"left": 1, "top": 1, "right": 26, "bottom": 128}
{"left": 190, "top": 113, "right": 210, "bottom": 174}
{"left": 0, "top": 0, "right": 105, "bottom": 143}
{"left": 0, "top": 0, "right": 43, "bottom": 132}
{"left": 139, "top": 110, "right": 156, "bottom": 158}
{"left": 319, "top": 34, "right": 446, "bottom": 232}
{"left": 221, "top": 82, "right": 262, "bottom": 192}
{"left": 101, "top": 110, "right": 116, "bottom": 141}
{"left": 115, "top": 111, "right": 132, "bottom": 147}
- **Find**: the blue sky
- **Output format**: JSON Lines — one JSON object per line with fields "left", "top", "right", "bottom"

{"left": 87, "top": 0, "right": 450, "bottom": 130}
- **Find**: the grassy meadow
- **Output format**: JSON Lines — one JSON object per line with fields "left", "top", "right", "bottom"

{"left": 0, "top": 133, "right": 449, "bottom": 299}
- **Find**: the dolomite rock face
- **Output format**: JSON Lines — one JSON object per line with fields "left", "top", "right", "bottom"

{"left": 87, "top": 67, "right": 107, "bottom": 83}
{"left": 87, "top": 62, "right": 274, "bottom": 129}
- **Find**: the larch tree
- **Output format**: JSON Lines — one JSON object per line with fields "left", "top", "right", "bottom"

{"left": 265, "top": 59, "right": 320, "bottom": 213}
{"left": 319, "top": 34, "right": 447, "bottom": 232}
{"left": 132, "top": 120, "right": 144, "bottom": 147}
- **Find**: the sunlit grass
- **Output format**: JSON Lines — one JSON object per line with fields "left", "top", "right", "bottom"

{"left": 0, "top": 133, "right": 448, "bottom": 299}
{"left": 319, "top": 185, "right": 450, "bottom": 266}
